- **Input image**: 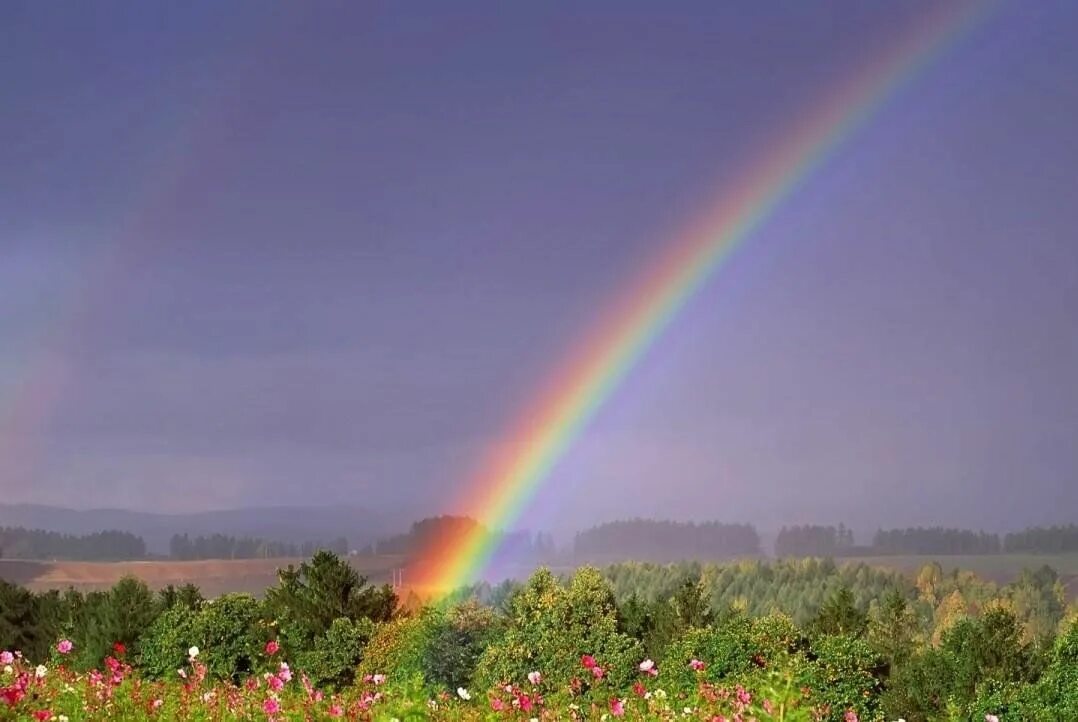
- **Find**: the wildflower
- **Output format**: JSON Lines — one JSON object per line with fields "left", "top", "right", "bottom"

{"left": 592, "top": 665, "right": 606, "bottom": 680}
{"left": 632, "top": 682, "right": 647, "bottom": 697}
{"left": 689, "top": 658, "right": 706, "bottom": 671}
{"left": 152, "top": 699, "right": 163, "bottom": 709}
{"left": 56, "top": 640, "right": 73, "bottom": 655}
{"left": 177, "top": 668, "right": 187, "bottom": 679}
{"left": 457, "top": 687, "right": 472, "bottom": 700}
{"left": 528, "top": 670, "right": 542, "bottom": 685}
{"left": 985, "top": 716, "right": 1000, "bottom": 722}
{"left": 639, "top": 658, "right": 658, "bottom": 677}
{"left": 113, "top": 642, "right": 126, "bottom": 656}
{"left": 188, "top": 646, "right": 200, "bottom": 659}
{"left": 35, "top": 664, "right": 47, "bottom": 679}
{"left": 736, "top": 686, "right": 751, "bottom": 705}
{"left": 263, "top": 698, "right": 280, "bottom": 714}
{"left": 581, "top": 654, "right": 597, "bottom": 669}
{"left": 278, "top": 662, "right": 292, "bottom": 682}
{"left": 266, "top": 674, "right": 284, "bottom": 692}
{"left": 844, "top": 711, "right": 859, "bottom": 722}
{"left": 0, "top": 651, "right": 12, "bottom": 665}
{"left": 491, "top": 698, "right": 507, "bottom": 711}
{"left": 372, "top": 673, "right": 386, "bottom": 685}
{"left": 328, "top": 705, "right": 344, "bottom": 717}
{"left": 33, "top": 711, "right": 51, "bottom": 721}
{"left": 2, "top": 665, "right": 11, "bottom": 675}
{"left": 610, "top": 698, "right": 625, "bottom": 717}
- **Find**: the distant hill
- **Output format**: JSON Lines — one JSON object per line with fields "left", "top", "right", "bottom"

{"left": 0, "top": 504, "right": 403, "bottom": 555}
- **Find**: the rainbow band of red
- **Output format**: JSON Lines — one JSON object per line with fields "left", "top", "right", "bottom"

{"left": 415, "top": 1, "right": 990, "bottom": 593}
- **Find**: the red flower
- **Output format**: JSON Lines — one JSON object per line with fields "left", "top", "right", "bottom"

{"left": 632, "top": 682, "right": 647, "bottom": 698}
{"left": 265, "top": 640, "right": 280, "bottom": 656}
{"left": 113, "top": 642, "right": 127, "bottom": 656}
{"left": 33, "top": 711, "right": 52, "bottom": 721}
{"left": 580, "top": 654, "right": 596, "bottom": 669}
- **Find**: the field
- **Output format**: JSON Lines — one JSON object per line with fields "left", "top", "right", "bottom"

{"left": 0, "top": 554, "right": 407, "bottom": 597}
{"left": 4, "top": 551, "right": 1077, "bottom": 599}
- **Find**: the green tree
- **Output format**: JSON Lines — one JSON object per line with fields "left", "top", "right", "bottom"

{"left": 263, "top": 550, "right": 396, "bottom": 653}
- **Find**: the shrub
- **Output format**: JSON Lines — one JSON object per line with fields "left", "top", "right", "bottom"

{"left": 474, "top": 567, "right": 643, "bottom": 695}
{"left": 422, "top": 600, "right": 501, "bottom": 691}
{"left": 295, "top": 616, "right": 375, "bottom": 689}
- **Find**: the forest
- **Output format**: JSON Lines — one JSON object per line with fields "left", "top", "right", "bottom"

{"left": 1, "top": 551, "right": 1075, "bottom": 720}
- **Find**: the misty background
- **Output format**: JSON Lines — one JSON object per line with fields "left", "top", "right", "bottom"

{"left": 2, "top": 1, "right": 1077, "bottom": 542}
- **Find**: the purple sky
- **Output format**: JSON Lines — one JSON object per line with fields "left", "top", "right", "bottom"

{"left": 2, "top": 1, "right": 1076, "bottom": 535}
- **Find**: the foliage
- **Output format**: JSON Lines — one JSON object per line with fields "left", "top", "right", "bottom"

{"left": 262, "top": 550, "right": 396, "bottom": 654}
{"left": 475, "top": 567, "right": 643, "bottom": 694}
{"left": 293, "top": 616, "right": 375, "bottom": 689}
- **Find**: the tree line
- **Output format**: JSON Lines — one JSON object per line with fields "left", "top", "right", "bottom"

{"left": 774, "top": 523, "right": 1078, "bottom": 557}
{"left": 168, "top": 533, "right": 349, "bottom": 560}
{"left": 573, "top": 519, "right": 761, "bottom": 561}
{"left": 0, "top": 526, "right": 146, "bottom": 561}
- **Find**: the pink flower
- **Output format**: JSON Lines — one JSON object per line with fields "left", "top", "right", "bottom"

{"left": 33, "top": 710, "right": 51, "bottom": 721}
{"left": 328, "top": 704, "right": 344, "bottom": 717}
{"left": 639, "top": 658, "right": 657, "bottom": 677}
{"left": 632, "top": 682, "right": 647, "bottom": 698}
{"left": 56, "top": 640, "right": 73, "bottom": 655}
{"left": 490, "top": 698, "right": 507, "bottom": 712}
{"left": 592, "top": 665, "right": 605, "bottom": 680}
{"left": 985, "top": 716, "right": 1000, "bottom": 722}
{"left": 265, "top": 640, "right": 280, "bottom": 656}
{"left": 844, "top": 712, "right": 859, "bottom": 722}
{"left": 581, "top": 654, "right": 596, "bottom": 669}
{"left": 736, "top": 686, "right": 751, "bottom": 705}
{"left": 610, "top": 698, "right": 625, "bottom": 717}
{"left": 690, "top": 658, "right": 706, "bottom": 671}
{"left": 372, "top": 673, "right": 386, "bottom": 685}
{"left": 278, "top": 662, "right": 292, "bottom": 682}
{"left": 263, "top": 698, "right": 280, "bottom": 714}
{"left": 152, "top": 699, "right": 163, "bottom": 709}
{"left": 0, "top": 651, "right": 12, "bottom": 665}
{"left": 527, "top": 670, "right": 541, "bottom": 685}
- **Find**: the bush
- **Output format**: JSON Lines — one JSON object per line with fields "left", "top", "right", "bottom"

{"left": 423, "top": 600, "right": 501, "bottom": 691}
{"left": 357, "top": 613, "right": 438, "bottom": 688}
{"left": 138, "top": 604, "right": 198, "bottom": 679}
{"left": 474, "top": 567, "right": 643, "bottom": 696}
{"left": 295, "top": 616, "right": 375, "bottom": 689}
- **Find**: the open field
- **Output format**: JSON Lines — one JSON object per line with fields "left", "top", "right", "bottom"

{"left": 0, "top": 554, "right": 407, "bottom": 596}
{"left": 4, "top": 552, "right": 1077, "bottom": 599}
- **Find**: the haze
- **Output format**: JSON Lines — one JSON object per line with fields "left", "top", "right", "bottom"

{"left": 2, "top": 1, "right": 1077, "bottom": 538}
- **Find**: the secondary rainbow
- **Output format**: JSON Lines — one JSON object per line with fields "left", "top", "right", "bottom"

{"left": 415, "top": 2, "right": 990, "bottom": 592}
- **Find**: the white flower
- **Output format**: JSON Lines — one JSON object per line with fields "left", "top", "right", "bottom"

{"left": 527, "top": 670, "right": 542, "bottom": 685}
{"left": 58, "top": 717, "right": 70, "bottom": 722}
{"left": 35, "top": 664, "right": 48, "bottom": 678}
{"left": 654, "top": 688, "right": 667, "bottom": 700}
{"left": 188, "top": 646, "right": 200, "bottom": 659}
{"left": 985, "top": 716, "right": 1000, "bottom": 722}
{"left": 2, "top": 665, "right": 11, "bottom": 675}
{"left": 639, "top": 659, "right": 655, "bottom": 672}
{"left": 457, "top": 687, "right": 471, "bottom": 701}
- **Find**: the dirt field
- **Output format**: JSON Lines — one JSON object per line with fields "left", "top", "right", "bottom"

{"left": 0, "top": 555, "right": 408, "bottom": 597}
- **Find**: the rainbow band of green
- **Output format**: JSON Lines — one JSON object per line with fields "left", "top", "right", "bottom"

{"left": 423, "top": 1, "right": 990, "bottom": 593}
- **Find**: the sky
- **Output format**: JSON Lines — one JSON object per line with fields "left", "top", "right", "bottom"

{"left": 2, "top": 1, "right": 1077, "bottom": 537}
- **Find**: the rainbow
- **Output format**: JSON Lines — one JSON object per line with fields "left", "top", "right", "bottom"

{"left": 415, "top": 1, "right": 990, "bottom": 593}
